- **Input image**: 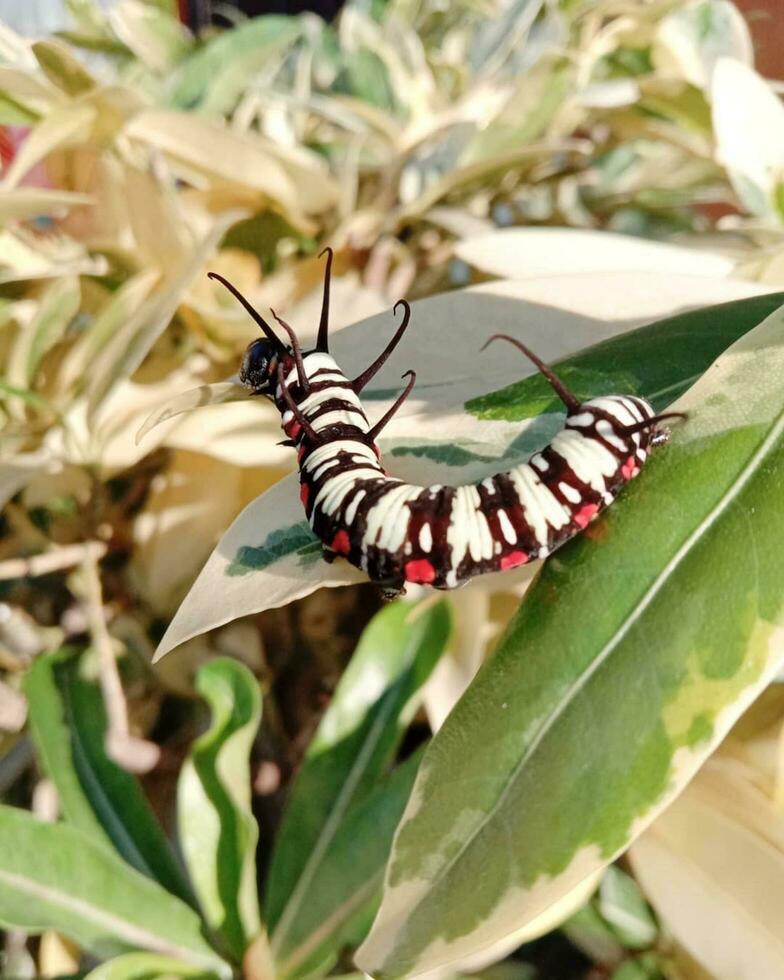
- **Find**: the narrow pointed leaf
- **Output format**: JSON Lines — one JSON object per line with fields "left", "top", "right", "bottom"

{"left": 268, "top": 602, "right": 451, "bottom": 962}
{"left": 278, "top": 751, "right": 424, "bottom": 980}
{"left": 357, "top": 304, "right": 784, "bottom": 977}
{"left": 0, "top": 805, "right": 229, "bottom": 977}
{"left": 7, "top": 276, "right": 80, "bottom": 388}
{"left": 177, "top": 657, "right": 263, "bottom": 962}
{"left": 136, "top": 382, "right": 251, "bottom": 446}
{"left": 25, "top": 648, "right": 193, "bottom": 905}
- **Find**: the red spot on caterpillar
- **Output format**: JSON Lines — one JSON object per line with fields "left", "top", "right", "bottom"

{"left": 373, "top": 443, "right": 381, "bottom": 458}
{"left": 331, "top": 530, "right": 351, "bottom": 555}
{"left": 621, "top": 456, "right": 638, "bottom": 480}
{"left": 500, "top": 551, "right": 528, "bottom": 570}
{"left": 297, "top": 445, "right": 306, "bottom": 462}
{"left": 404, "top": 559, "right": 436, "bottom": 584}
{"left": 299, "top": 483, "right": 309, "bottom": 507}
{"left": 286, "top": 420, "right": 302, "bottom": 440}
{"left": 574, "top": 503, "right": 599, "bottom": 528}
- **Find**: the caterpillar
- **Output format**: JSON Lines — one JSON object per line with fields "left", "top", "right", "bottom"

{"left": 210, "top": 250, "right": 684, "bottom": 595}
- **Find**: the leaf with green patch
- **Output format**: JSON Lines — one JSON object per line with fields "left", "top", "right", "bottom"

{"left": 356, "top": 303, "right": 784, "bottom": 977}
{"left": 25, "top": 648, "right": 193, "bottom": 905}
{"left": 0, "top": 805, "right": 229, "bottom": 977}
{"left": 467, "top": 291, "right": 784, "bottom": 421}
{"left": 177, "top": 658, "right": 263, "bottom": 963}
{"left": 226, "top": 523, "right": 317, "bottom": 576}
{"left": 268, "top": 602, "right": 450, "bottom": 973}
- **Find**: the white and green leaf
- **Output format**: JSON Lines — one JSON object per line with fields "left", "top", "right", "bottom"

{"left": 177, "top": 657, "right": 263, "bottom": 963}
{"left": 356, "top": 301, "right": 784, "bottom": 978}
{"left": 0, "top": 805, "right": 230, "bottom": 977}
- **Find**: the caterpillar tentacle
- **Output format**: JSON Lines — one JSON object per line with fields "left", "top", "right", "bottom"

{"left": 316, "top": 246, "right": 333, "bottom": 353}
{"left": 207, "top": 272, "right": 284, "bottom": 353}
{"left": 481, "top": 333, "right": 580, "bottom": 412}
{"left": 351, "top": 300, "right": 412, "bottom": 393}
{"left": 367, "top": 370, "right": 417, "bottom": 442}
{"left": 221, "top": 264, "right": 684, "bottom": 592}
{"left": 271, "top": 309, "right": 310, "bottom": 395}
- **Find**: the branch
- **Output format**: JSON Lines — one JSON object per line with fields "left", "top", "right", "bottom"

{"left": 0, "top": 541, "right": 107, "bottom": 581}
{"left": 81, "top": 551, "right": 159, "bottom": 775}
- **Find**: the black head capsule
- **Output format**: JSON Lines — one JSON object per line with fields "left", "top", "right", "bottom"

{"left": 240, "top": 338, "right": 279, "bottom": 393}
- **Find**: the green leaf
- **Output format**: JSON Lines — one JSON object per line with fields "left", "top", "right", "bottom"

{"left": 268, "top": 601, "right": 451, "bottom": 965}
{"left": 32, "top": 39, "right": 97, "bottom": 96}
{"left": 170, "top": 17, "right": 301, "bottom": 113}
{"left": 0, "top": 805, "right": 229, "bottom": 977}
{"left": 7, "top": 276, "right": 81, "bottom": 388}
{"left": 25, "top": 648, "right": 193, "bottom": 905}
{"left": 467, "top": 291, "right": 784, "bottom": 421}
{"left": 597, "top": 867, "right": 657, "bottom": 950}
{"left": 277, "top": 751, "right": 424, "bottom": 979}
{"left": 177, "top": 657, "right": 262, "bottom": 963}
{"left": 356, "top": 304, "right": 784, "bottom": 977}
{"left": 84, "top": 952, "right": 217, "bottom": 979}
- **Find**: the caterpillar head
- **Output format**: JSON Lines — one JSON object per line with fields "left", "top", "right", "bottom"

{"left": 239, "top": 338, "right": 280, "bottom": 393}
{"left": 210, "top": 249, "right": 335, "bottom": 402}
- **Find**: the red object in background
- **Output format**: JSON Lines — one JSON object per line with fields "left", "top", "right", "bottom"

{"left": 734, "top": 0, "right": 784, "bottom": 81}
{"left": 0, "top": 128, "right": 15, "bottom": 168}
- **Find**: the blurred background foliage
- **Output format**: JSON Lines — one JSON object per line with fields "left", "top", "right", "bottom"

{"left": 2, "top": 0, "right": 784, "bottom": 977}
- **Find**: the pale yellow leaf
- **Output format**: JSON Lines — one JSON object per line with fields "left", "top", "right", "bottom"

{"left": 630, "top": 753, "right": 784, "bottom": 980}
{"left": 0, "top": 188, "right": 93, "bottom": 223}
{"left": 454, "top": 228, "right": 737, "bottom": 281}
{"left": 711, "top": 58, "right": 784, "bottom": 218}
{"left": 2, "top": 103, "right": 96, "bottom": 190}
{"left": 126, "top": 109, "right": 337, "bottom": 220}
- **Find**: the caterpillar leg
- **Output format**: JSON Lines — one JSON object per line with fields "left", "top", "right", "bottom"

{"left": 321, "top": 547, "right": 337, "bottom": 564}
{"left": 379, "top": 582, "right": 407, "bottom": 601}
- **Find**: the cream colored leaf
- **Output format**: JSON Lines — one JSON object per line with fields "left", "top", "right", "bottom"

{"left": 630, "top": 753, "right": 784, "bottom": 980}
{"left": 0, "top": 188, "right": 93, "bottom": 222}
{"left": 126, "top": 110, "right": 337, "bottom": 220}
{"left": 0, "top": 65, "right": 63, "bottom": 116}
{"left": 163, "top": 399, "right": 291, "bottom": 470}
{"left": 454, "top": 228, "right": 737, "bottom": 281}
{"left": 132, "top": 451, "right": 249, "bottom": 615}
{"left": 653, "top": 0, "right": 752, "bottom": 90}
{"left": 108, "top": 0, "right": 191, "bottom": 74}
{"left": 0, "top": 452, "right": 56, "bottom": 510}
{"left": 2, "top": 103, "right": 96, "bottom": 190}
{"left": 58, "top": 269, "right": 161, "bottom": 397}
{"left": 0, "top": 229, "right": 108, "bottom": 284}
{"left": 711, "top": 58, "right": 784, "bottom": 218}
{"left": 85, "top": 211, "right": 244, "bottom": 418}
